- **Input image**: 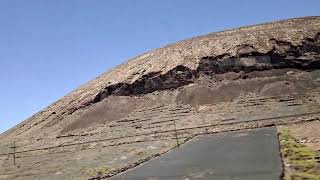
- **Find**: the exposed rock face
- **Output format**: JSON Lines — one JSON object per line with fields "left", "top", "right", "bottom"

{"left": 93, "top": 34, "right": 320, "bottom": 101}
{"left": 2, "top": 16, "right": 320, "bottom": 139}
{"left": 1, "top": 17, "right": 320, "bottom": 179}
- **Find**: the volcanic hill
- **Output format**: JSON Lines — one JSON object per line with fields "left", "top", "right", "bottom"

{"left": 1, "top": 16, "right": 320, "bottom": 179}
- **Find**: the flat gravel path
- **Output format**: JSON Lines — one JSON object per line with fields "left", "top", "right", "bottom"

{"left": 110, "top": 127, "right": 282, "bottom": 180}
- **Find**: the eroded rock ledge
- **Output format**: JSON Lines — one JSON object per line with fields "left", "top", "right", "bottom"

{"left": 92, "top": 33, "right": 320, "bottom": 103}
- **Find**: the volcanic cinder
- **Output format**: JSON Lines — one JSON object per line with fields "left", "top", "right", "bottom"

{"left": 1, "top": 16, "right": 320, "bottom": 180}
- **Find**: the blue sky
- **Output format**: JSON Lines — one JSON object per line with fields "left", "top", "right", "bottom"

{"left": 0, "top": 0, "right": 319, "bottom": 133}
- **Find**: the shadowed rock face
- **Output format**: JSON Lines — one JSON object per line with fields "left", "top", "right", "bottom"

{"left": 93, "top": 33, "right": 320, "bottom": 102}
{"left": 1, "top": 17, "right": 320, "bottom": 180}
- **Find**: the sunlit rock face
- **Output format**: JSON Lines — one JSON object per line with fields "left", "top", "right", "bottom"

{"left": 0, "top": 17, "right": 320, "bottom": 180}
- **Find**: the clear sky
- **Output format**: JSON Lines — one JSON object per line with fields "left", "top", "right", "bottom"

{"left": 0, "top": 0, "right": 319, "bottom": 133}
